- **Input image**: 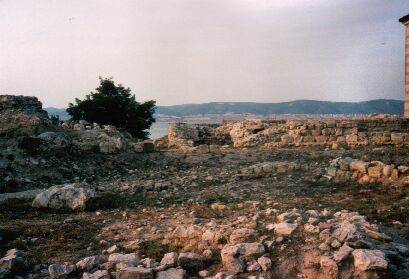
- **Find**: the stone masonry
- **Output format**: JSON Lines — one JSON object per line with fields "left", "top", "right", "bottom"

{"left": 167, "top": 116, "right": 409, "bottom": 149}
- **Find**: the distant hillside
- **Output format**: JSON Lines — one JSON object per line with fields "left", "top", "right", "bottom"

{"left": 46, "top": 99, "right": 404, "bottom": 119}
{"left": 156, "top": 99, "right": 404, "bottom": 116}
{"left": 46, "top": 107, "right": 70, "bottom": 120}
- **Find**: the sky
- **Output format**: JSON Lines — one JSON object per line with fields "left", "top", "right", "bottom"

{"left": 0, "top": 0, "right": 409, "bottom": 107}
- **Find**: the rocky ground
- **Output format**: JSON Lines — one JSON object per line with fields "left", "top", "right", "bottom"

{"left": 2, "top": 146, "right": 409, "bottom": 278}
{"left": 2, "top": 96, "right": 409, "bottom": 278}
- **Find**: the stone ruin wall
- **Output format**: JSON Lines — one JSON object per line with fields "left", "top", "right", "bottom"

{"left": 167, "top": 116, "right": 409, "bottom": 149}
{"left": 327, "top": 157, "right": 409, "bottom": 186}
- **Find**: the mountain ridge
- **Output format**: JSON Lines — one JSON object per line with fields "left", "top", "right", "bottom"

{"left": 46, "top": 99, "right": 404, "bottom": 119}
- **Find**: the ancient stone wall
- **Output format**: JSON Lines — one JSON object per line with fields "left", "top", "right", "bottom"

{"left": 167, "top": 116, "right": 409, "bottom": 149}
{"left": 327, "top": 157, "right": 409, "bottom": 185}
{"left": 167, "top": 122, "right": 232, "bottom": 148}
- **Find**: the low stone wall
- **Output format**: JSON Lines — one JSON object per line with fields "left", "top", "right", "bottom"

{"left": 167, "top": 115, "right": 409, "bottom": 149}
{"left": 239, "top": 161, "right": 303, "bottom": 177}
{"left": 327, "top": 157, "right": 409, "bottom": 185}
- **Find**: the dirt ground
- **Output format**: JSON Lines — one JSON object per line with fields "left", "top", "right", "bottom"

{"left": 1, "top": 146, "right": 409, "bottom": 266}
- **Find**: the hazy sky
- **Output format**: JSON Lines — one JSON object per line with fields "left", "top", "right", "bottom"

{"left": 1, "top": 0, "right": 409, "bottom": 107}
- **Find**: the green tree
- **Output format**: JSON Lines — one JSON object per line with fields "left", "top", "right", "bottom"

{"left": 67, "top": 77, "right": 156, "bottom": 139}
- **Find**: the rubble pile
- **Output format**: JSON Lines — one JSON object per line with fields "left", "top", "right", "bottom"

{"left": 2, "top": 208, "right": 408, "bottom": 278}
{"left": 0, "top": 95, "right": 152, "bottom": 193}
{"left": 0, "top": 95, "right": 52, "bottom": 136}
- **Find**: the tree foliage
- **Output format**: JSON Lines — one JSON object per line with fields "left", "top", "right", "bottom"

{"left": 67, "top": 77, "right": 156, "bottom": 139}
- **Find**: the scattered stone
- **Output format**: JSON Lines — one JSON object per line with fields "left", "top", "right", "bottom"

{"left": 48, "top": 263, "right": 76, "bottom": 278}
{"left": 108, "top": 253, "right": 139, "bottom": 266}
{"left": 271, "top": 222, "right": 298, "bottom": 236}
{"left": 178, "top": 252, "right": 204, "bottom": 272}
{"left": 160, "top": 252, "right": 178, "bottom": 268}
{"left": 352, "top": 249, "right": 388, "bottom": 271}
{"left": 229, "top": 228, "right": 256, "bottom": 245}
{"left": 257, "top": 256, "right": 272, "bottom": 271}
{"left": 82, "top": 270, "right": 110, "bottom": 279}
{"left": 107, "top": 245, "right": 118, "bottom": 254}
{"left": 76, "top": 256, "right": 98, "bottom": 271}
{"left": 116, "top": 267, "right": 153, "bottom": 279}
{"left": 156, "top": 268, "right": 187, "bottom": 279}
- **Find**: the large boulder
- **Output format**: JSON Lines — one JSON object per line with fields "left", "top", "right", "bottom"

{"left": 32, "top": 183, "right": 94, "bottom": 211}
{"left": 72, "top": 126, "right": 131, "bottom": 154}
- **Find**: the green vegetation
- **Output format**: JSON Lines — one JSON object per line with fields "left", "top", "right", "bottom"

{"left": 67, "top": 77, "right": 156, "bottom": 139}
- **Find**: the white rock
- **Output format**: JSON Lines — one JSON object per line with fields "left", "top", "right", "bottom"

{"left": 76, "top": 256, "right": 97, "bottom": 271}
{"left": 108, "top": 253, "right": 139, "bottom": 265}
{"left": 352, "top": 249, "right": 388, "bottom": 271}
{"left": 160, "top": 252, "right": 178, "bottom": 268}
{"left": 32, "top": 183, "right": 94, "bottom": 211}
{"left": 257, "top": 256, "right": 272, "bottom": 271}
{"left": 246, "top": 260, "right": 260, "bottom": 271}
{"left": 116, "top": 267, "right": 153, "bottom": 279}
{"left": 272, "top": 222, "right": 298, "bottom": 236}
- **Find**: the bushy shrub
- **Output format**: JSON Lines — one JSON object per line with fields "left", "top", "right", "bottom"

{"left": 67, "top": 77, "right": 156, "bottom": 139}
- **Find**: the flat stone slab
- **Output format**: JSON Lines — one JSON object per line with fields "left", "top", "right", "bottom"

{"left": 0, "top": 189, "right": 45, "bottom": 204}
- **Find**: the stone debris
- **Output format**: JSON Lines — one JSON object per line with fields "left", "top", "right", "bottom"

{"left": 116, "top": 266, "right": 153, "bottom": 279}
{"left": 177, "top": 252, "right": 204, "bottom": 272}
{"left": 1, "top": 208, "right": 409, "bottom": 278}
{"left": 48, "top": 263, "right": 76, "bottom": 278}
{"left": 352, "top": 249, "right": 388, "bottom": 271}
{"left": 76, "top": 256, "right": 99, "bottom": 271}
{"left": 32, "top": 183, "right": 95, "bottom": 211}
{"left": 2, "top": 96, "right": 409, "bottom": 279}
{"left": 82, "top": 270, "right": 110, "bottom": 279}
{"left": 160, "top": 252, "right": 178, "bottom": 268}
{"left": 156, "top": 268, "right": 187, "bottom": 279}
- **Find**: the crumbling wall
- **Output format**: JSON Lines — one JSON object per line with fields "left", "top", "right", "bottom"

{"left": 0, "top": 95, "right": 52, "bottom": 136}
{"left": 167, "top": 116, "right": 409, "bottom": 149}
{"left": 327, "top": 157, "right": 409, "bottom": 185}
{"left": 168, "top": 123, "right": 231, "bottom": 148}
